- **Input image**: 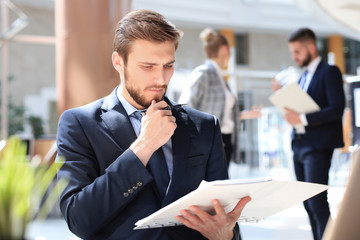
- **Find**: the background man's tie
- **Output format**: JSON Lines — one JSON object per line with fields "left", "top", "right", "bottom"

{"left": 299, "top": 70, "right": 308, "bottom": 90}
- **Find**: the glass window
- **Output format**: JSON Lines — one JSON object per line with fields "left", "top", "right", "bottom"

{"left": 317, "top": 38, "right": 328, "bottom": 63}
{"left": 344, "top": 38, "right": 360, "bottom": 75}
{"left": 235, "top": 34, "right": 249, "bottom": 65}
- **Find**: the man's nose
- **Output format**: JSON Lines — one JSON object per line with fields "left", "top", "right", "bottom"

{"left": 153, "top": 69, "right": 166, "bottom": 85}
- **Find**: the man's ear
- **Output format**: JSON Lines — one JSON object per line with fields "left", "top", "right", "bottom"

{"left": 309, "top": 42, "right": 317, "bottom": 56}
{"left": 112, "top": 52, "right": 124, "bottom": 73}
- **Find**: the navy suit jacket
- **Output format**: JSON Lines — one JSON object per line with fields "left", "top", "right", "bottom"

{"left": 56, "top": 90, "right": 240, "bottom": 240}
{"left": 294, "top": 60, "right": 345, "bottom": 149}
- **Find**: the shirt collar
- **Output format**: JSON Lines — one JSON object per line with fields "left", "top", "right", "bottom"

{"left": 116, "top": 86, "right": 138, "bottom": 116}
{"left": 208, "top": 59, "right": 221, "bottom": 74}
{"left": 305, "top": 56, "right": 321, "bottom": 74}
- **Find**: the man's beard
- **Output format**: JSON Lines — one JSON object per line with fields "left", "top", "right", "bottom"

{"left": 124, "top": 67, "right": 167, "bottom": 108}
{"left": 300, "top": 51, "right": 312, "bottom": 68}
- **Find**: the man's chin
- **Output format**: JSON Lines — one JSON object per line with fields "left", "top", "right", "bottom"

{"left": 151, "top": 94, "right": 166, "bottom": 103}
{"left": 141, "top": 97, "right": 165, "bottom": 108}
{"left": 297, "top": 61, "right": 305, "bottom": 68}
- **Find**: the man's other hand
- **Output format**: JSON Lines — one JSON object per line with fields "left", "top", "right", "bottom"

{"left": 283, "top": 107, "right": 301, "bottom": 126}
{"left": 175, "top": 196, "right": 251, "bottom": 240}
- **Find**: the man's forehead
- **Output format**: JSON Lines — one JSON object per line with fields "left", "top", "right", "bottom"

{"left": 128, "top": 39, "right": 176, "bottom": 64}
{"left": 289, "top": 41, "right": 305, "bottom": 50}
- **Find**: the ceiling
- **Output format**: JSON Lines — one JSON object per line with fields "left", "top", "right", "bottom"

{"left": 9, "top": 0, "right": 360, "bottom": 41}
{"left": 133, "top": 0, "right": 360, "bottom": 40}
{"left": 315, "top": 0, "right": 360, "bottom": 34}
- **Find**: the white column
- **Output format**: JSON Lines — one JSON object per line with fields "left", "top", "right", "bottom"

{"left": 1, "top": 0, "right": 9, "bottom": 139}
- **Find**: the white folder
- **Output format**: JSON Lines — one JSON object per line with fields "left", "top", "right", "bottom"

{"left": 134, "top": 178, "right": 328, "bottom": 230}
{"left": 269, "top": 82, "right": 320, "bottom": 114}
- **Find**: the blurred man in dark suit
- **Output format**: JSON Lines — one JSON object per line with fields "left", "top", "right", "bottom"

{"left": 283, "top": 28, "right": 345, "bottom": 240}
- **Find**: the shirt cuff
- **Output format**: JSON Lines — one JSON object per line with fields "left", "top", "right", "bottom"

{"left": 300, "top": 114, "right": 308, "bottom": 126}
{"left": 295, "top": 124, "right": 305, "bottom": 134}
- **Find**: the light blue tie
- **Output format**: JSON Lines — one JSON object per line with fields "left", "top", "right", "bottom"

{"left": 299, "top": 70, "right": 308, "bottom": 90}
{"left": 132, "top": 111, "right": 170, "bottom": 199}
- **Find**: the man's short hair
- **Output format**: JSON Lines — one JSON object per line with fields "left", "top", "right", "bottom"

{"left": 113, "top": 9, "right": 182, "bottom": 65}
{"left": 288, "top": 28, "right": 317, "bottom": 44}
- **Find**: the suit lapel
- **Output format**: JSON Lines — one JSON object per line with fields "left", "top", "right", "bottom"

{"left": 162, "top": 105, "right": 199, "bottom": 207}
{"left": 100, "top": 90, "right": 137, "bottom": 150}
{"left": 100, "top": 94, "right": 199, "bottom": 206}
{"left": 101, "top": 93, "right": 165, "bottom": 203}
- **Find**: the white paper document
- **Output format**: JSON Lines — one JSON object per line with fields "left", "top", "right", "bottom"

{"left": 134, "top": 178, "right": 328, "bottom": 230}
{"left": 269, "top": 82, "right": 320, "bottom": 114}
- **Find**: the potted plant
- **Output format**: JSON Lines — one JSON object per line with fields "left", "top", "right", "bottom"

{"left": 0, "top": 137, "right": 67, "bottom": 240}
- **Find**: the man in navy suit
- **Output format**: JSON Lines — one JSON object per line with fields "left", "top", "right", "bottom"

{"left": 283, "top": 28, "right": 345, "bottom": 240}
{"left": 56, "top": 10, "right": 250, "bottom": 240}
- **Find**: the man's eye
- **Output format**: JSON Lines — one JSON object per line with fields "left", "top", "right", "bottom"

{"left": 143, "top": 65, "right": 152, "bottom": 69}
{"left": 164, "top": 64, "right": 173, "bottom": 69}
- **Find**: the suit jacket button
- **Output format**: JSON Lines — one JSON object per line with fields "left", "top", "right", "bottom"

{"left": 137, "top": 181, "right": 142, "bottom": 187}
{"left": 128, "top": 188, "right": 134, "bottom": 194}
{"left": 123, "top": 192, "right": 129, "bottom": 197}
{"left": 132, "top": 185, "right": 138, "bottom": 190}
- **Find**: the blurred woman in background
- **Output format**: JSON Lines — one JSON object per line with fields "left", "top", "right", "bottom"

{"left": 179, "top": 28, "right": 260, "bottom": 169}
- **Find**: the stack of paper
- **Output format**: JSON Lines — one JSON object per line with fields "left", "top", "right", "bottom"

{"left": 134, "top": 178, "right": 328, "bottom": 230}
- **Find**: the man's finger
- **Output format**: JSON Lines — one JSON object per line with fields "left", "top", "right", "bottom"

{"left": 284, "top": 107, "right": 299, "bottom": 115}
{"left": 161, "top": 109, "right": 173, "bottom": 116}
{"left": 230, "top": 196, "right": 251, "bottom": 216}
{"left": 148, "top": 100, "right": 167, "bottom": 112}
{"left": 212, "top": 199, "right": 226, "bottom": 216}
{"left": 169, "top": 116, "right": 176, "bottom": 123}
{"left": 188, "top": 205, "right": 212, "bottom": 221}
{"left": 175, "top": 214, "right": 195, "bottom": 229}
{"left": 178, "top": 209, "right": 202, "bottom": 226}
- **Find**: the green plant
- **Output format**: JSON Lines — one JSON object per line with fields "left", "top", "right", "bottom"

{"left": 0, "top": 137, "right": 67, "bottom": 240}
{"left": 27, "top": 116, "right": 44, "bottom": 139}
{"left": 8, "top": 100, "right": 25, "bottom": 136}
{"left": 1, "top": 74, "right": 26, "bottom": 136}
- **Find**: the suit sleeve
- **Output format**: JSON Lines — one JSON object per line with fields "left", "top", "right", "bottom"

{"left": 56, "top": 110, "right": 153, "bottom": 239}
{"left": 306, "top": 65, "right": 345, "bottom": 125}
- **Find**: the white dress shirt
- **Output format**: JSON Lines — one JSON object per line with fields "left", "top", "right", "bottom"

{"left": 296, "top": 56, "right": 321, "bottom": 133}
{"left": 210, "top": 60, "right": 235, "bottom": 134}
